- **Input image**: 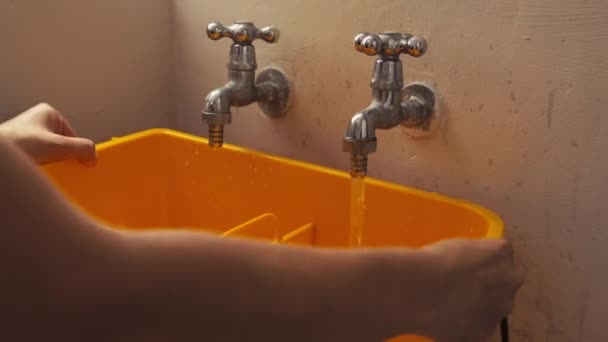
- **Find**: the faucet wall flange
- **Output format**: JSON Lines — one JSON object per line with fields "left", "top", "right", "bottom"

{"left": 401, "top": 82, "right": 437, "bottom": 137}
{"left": 256, "top": 67, "right": 291, "bottom": 117}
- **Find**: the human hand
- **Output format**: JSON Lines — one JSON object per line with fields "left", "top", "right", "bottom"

{"left": 331, "top": 238, "right": 521, "bottom": 341}
{"left": 420, "top": 239, "right": 523, "bottom": 342}
{"left": 0, "top": 103, "right": 97, "bottom": 165}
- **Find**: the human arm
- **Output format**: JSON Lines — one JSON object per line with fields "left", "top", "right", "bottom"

{"left": 0, "top": 135, "right": 428, "bottom": 341}
{"left": 0, "top": 133, "right": 521, "bottom": 342}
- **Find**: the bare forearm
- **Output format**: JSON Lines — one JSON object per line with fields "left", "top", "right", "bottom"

{"left": 101, "top": 231, "right": 440, "bottom": 342}
{"left": 0, "top": 137, "right": 380, "bottom": 341}
{"left": 0, "top": 136, "right": 435, "bottom": 341}
{"left": 103, "top": 232, "right": 379, "bottom": 341}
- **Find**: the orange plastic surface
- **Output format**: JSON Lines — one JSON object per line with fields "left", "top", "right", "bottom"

{"left": 41, "top": 128, "right": 504, "bottom": 342}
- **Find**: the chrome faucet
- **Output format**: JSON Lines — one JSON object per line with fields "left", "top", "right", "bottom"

{"left": 343, "top": 32, "right": 436, "bottom": 177}
{"left": 202, "top": 21, "right": 291, "bottom": 147}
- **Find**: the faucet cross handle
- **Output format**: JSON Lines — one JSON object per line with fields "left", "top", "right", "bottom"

{"left": 207, "top": 21, "right": 280, "bottom": 45}
{"left": 354, "top": 32, "right": 427, "bottom": 58}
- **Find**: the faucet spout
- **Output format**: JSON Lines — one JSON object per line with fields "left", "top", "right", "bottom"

{"left": 203, "top": 67, "right": 259, "bottom": 147}
{"left": 204, "top": 84, "right": 235, "bottom": 115}
{"left": 343, "top": 83, "right": 435, "bottom": 176}
{"left": 202, "top": 84, "right": 235, "bottom": 148}
{"left": 345, "top": 108, "right": 378, "bottom": 143}
{"left": 344, "top": 87, "right": 403, "bottom": 140}
{"left": 202, "top": 85, "right": 233, "bottom": 148}
{"left": 343, "top": 87, "right": 404, "bottom": 177}
{"left": 343, "top": 107, "right": 381, "bottom": 178}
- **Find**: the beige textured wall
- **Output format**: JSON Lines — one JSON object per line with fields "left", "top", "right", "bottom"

{"left": 0, "top": 0, "right": 174, "bottom": 142}
{"left": 174, "top": 1, "right": 608, "bottom": 341}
